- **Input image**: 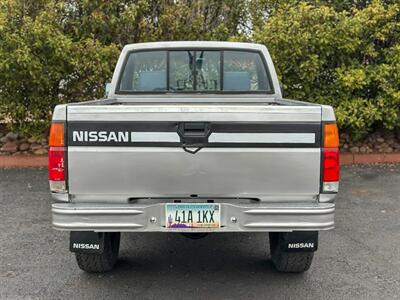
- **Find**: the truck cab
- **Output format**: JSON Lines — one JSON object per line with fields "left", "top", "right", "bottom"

{"left": 48, "top": 41, "right": 339, "bottom": 273}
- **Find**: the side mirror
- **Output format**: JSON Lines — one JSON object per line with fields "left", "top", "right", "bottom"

{"left": 279, "top": 81, "right": 284, "bottom": 97}
{"left": 105, "top": 82, "right": 112, "bottom": 97}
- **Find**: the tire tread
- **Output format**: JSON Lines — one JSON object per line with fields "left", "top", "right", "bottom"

{"left": 269, "top": 232, "right": 314, "bottom": 273}
{"left": 75, "top": 232, "right": 120, "bottom": 273}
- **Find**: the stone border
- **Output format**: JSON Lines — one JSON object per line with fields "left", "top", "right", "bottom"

{"left": 1, "top": 153, "right": 399, "bottom": 168}
{"left": 340, "top": 153, "right": 400, "bottom": 165}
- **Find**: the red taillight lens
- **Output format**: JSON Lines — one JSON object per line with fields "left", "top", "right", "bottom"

{"left": 48, "top": 147, "right": 65, "bottom": 181}
{"left": 323, "top": 148, "right": 339, "bottom": 182}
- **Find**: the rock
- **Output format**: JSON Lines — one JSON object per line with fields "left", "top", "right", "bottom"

{"left": 5, "top": 132, "right": 18, "bottom": 141}
{"left": 359, "top": 146, "right": 367, "bottom": 153}
{"left": 350, "top": 146, "right": 359, "bottom": 153}
{"left": 383, "top": 131, "right": 394, "bottom": 139}
{"left": 33, "top": 148, "right": 48, "bottom": 155}
{"left": 343, "top": 143, "right": 349, "bottom": 149}
{"left": 376, "top": 137, "right": 384, "bottom": 143}
{"left": 30, "top": 143, "right": 42, "bottom": 151}
{"left": 27, "top": 137, "right": 36, "bottom": 144}
{"left": 19, "top": 143, "right": 30, "bottom": 151}
{"left": 1, "top": 141, "right": 18, "bottom": 153}
{"left": 0, "top": 136, "right": 7, "bottom": 144}
{"left": 385, "top": 147, "right": 393, "bottom": 153}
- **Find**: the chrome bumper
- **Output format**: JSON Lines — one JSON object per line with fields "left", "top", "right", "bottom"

{"left": 52, "top": 201, "right": 335, "bottom": 232}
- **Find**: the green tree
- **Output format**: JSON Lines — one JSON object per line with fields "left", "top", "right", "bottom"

{"left": 0, "top": 0, "right": 247, "bottom": 135}
{"left": 254, "top": 0, "right": 400, "bottom": 137}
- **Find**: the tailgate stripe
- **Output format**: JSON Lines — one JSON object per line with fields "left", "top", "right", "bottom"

{"left": 133, "top": 132, "right": 180, "bottom": 142}
{"left": 67, "top": 121, "right": 320, "bottom": 147}
{"left": 209, "top": 133, "right": 315, "bottom": 144}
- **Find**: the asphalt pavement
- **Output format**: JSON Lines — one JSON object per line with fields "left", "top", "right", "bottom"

{"left": 0, "top": 165, "right": 399, "bottom": 299}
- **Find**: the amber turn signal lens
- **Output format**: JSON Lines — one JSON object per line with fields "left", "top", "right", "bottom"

{"left": 324, "top": 123, "right": 339, "bottom": 148}
{"left": 49, "top": 123, "right": 65, "bottom": 147}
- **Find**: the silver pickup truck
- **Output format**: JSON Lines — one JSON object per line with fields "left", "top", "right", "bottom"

{"left": 48, "top": 41, "right": 339, "bottom": 273}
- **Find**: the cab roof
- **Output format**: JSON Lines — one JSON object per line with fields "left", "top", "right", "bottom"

{"left": 122, "top": 41, "right": 267, "bottom": 52}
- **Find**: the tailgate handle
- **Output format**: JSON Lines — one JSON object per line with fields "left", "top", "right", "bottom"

{"left": 178, "top": 123, "right": 211, "bottom": 154}
{"left": 178, "top": 122, "right": 210, "bottom": 138}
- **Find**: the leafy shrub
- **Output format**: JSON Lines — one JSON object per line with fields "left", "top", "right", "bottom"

{"left": 0, "top": 0, "right": 246, "bottom": 136}
{"left": 253, "top": 1, "right": 400, "bottom": 137}
{"left": 0, "top": 1, "right": 119, "bottom": 136}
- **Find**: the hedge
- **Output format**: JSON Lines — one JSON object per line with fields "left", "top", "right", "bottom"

{"left": 0, "top": 0, "right": 399, "bottom": 138}
{"left": 253, "top": 1, "right": 400, "bottom": 139}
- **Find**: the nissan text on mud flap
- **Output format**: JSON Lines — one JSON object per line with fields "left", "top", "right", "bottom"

{"left": 48, "top": 41, "right": 339, "bottom": 273}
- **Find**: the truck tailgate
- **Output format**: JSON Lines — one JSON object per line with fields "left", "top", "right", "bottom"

{"left": 66, "top": 104, "right": 322, "bottom": 202}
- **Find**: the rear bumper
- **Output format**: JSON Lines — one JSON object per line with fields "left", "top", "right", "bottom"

{"left": 52, "top": 201, "right": 335, "bottom": 232}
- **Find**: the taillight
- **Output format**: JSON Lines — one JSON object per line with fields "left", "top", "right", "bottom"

{"left": 324, "top": 124, "right": 339, "bottom": 148}
{"left": 49, "top": 122, "right": 65, "bottom": 147}
{"left": 323, "top": 147, "right": 339, "bottom": 182}
{"left": 48, "top": 122, "right": 67, "bottom": 193}
{"left": 322, "top": 123, "right": 339, "bottom": 193}
{"left": 49, "top": 147, "right": 65, "bottom": 180}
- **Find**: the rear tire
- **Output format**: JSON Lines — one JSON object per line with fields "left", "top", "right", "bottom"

{"left": 75, "top": 232, "right": 120, "bottom": 273}
{"left": 269, "top": 232, "right": 314, "bottom": 273}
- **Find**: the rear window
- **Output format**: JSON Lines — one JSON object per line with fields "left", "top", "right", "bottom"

{"left": 118, "top": 50, "right": 272, "bottom": 93}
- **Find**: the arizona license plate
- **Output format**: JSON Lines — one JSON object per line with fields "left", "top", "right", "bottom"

{"left": 165, "top": 203, "right": 220, "bottom": 229}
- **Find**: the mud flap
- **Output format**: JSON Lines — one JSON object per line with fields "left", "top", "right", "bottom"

{"left": 70, "top": 231, "right": 105, "bottom": 254}
{"left": 280, "top": 231, "right": 318, "bottom": 252}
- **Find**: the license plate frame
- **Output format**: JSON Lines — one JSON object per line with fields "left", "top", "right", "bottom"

{"left": 165, "top": 203, "right": 221, "bottom": 229}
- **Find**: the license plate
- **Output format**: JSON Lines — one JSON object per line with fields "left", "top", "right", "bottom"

{"left": 165, "top": 203, "right": 220, "bottom": 229}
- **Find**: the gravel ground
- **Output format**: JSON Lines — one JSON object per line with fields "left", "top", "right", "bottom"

{"left": 0, "top": 165, "right": 399, "bottom": 300}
